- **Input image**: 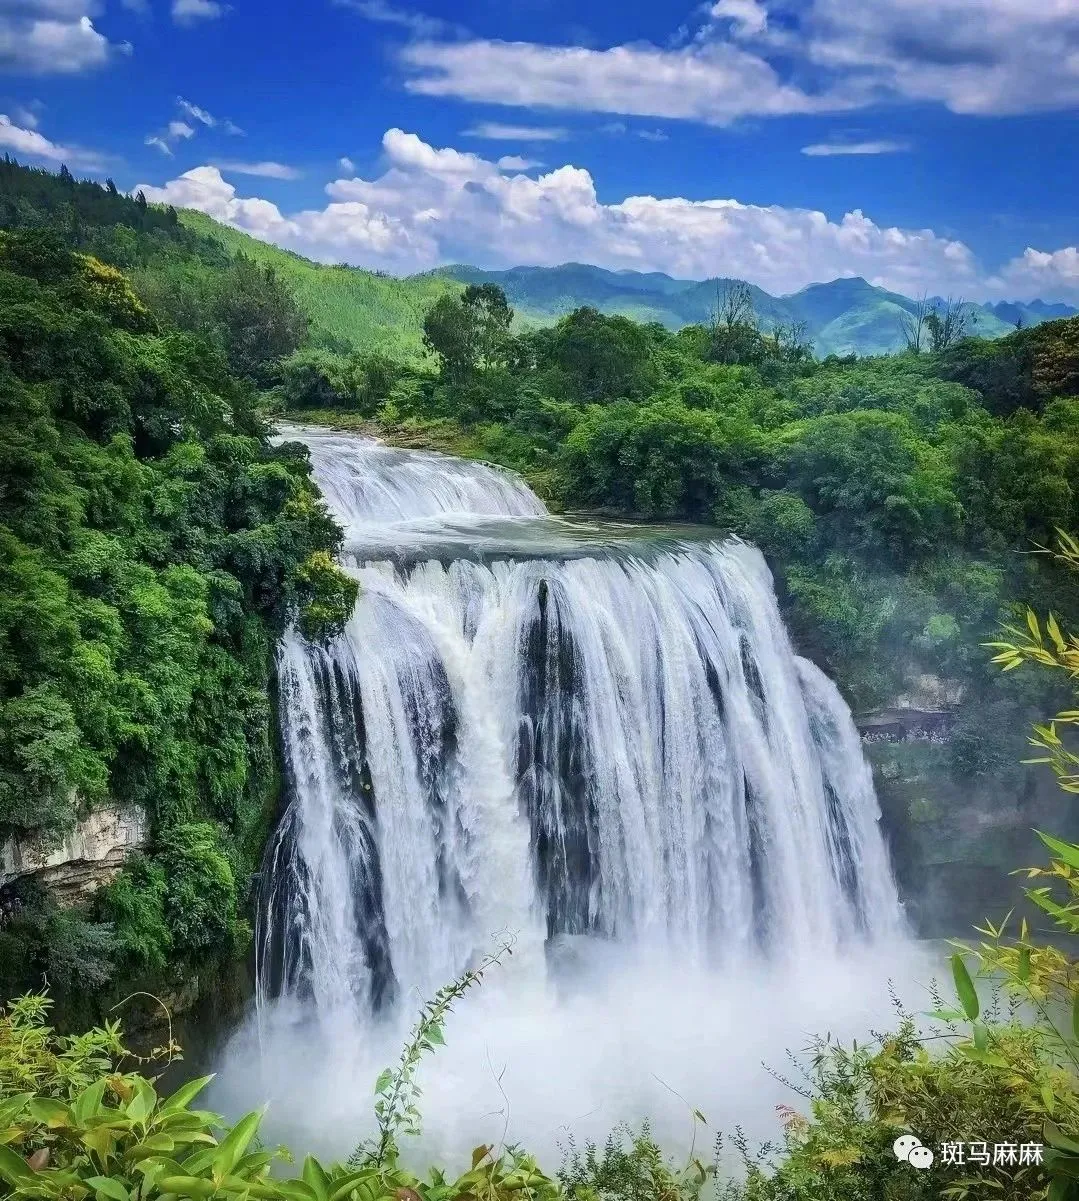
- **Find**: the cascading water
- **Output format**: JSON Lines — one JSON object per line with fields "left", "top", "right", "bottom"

{"left": 209, "top": 426, "right": 927, "bottom": 1165}
{"left": 256, "top": 427, "right": 904, "bottom": 1025}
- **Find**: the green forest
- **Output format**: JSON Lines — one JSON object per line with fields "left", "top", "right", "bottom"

{"left": 0, "top": 161, "right": 356, "bottom": 1006}
{"left": 6, "top": 160, "right": 1079, "bottom": 1199}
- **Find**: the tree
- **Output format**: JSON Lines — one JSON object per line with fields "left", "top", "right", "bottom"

{"left": 543, "top": 306, "right": 659, "bottom": 402}
{"left": 926, "top": 297, "right": 974, "bottom": 352}
{"left": 212, "top": 253, "right": 309, "bottom": 383}
{"left": 771, "top": 319, "right": 813, "bottom": 363}
{"left": 422, "top": 283, "right": 514, "bottom": 381}
{"left": 701, "top": 281, "right": 768, "bottom": 365}
{"left": 900, "top": 293, "right": 931, "bottom": 354}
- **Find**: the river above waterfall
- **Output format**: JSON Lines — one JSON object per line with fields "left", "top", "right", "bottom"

{"left": 210, "top": 425, "right": 937, "bottom": 1170}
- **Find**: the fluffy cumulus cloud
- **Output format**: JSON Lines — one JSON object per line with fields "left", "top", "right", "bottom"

{"left": 0, "top": 0, "right": 127, "bottom": 75}
{"left": 0, "top": 111, "right": 105, "bottom": 169}
{"left": 136, "top": 127, "right": 1016, "bottom": 298}
{"left": 990, "top": 247, "right": 1079, "bottom": 302}
{"left": 371, "top": 0, "right": 1079, "bottom": 123}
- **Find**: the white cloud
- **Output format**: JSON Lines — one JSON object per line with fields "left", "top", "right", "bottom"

{"left": 0, "top": 4, "right": 124, "bottom": 75}
{"left": 0, "top": 111, "right": 104, "bottom": 169}
{"left": 803, "top": 0, "right": 1079, "bottom": 116}
{"left": 462, "top": 122, "right": 569, "bottom": 141}
{"left": 213, "top": 159, "right": 301, "bottom": 179}
{"left": 710, "top": 0, "right": 768, "bottom": 38}
{"left": 802, "top": 139, "right": 910, "bottom": 156}
{"left": 172, "top": 0, "right": 228, "bottom": 24}
{"left": 145, "top": 120, "right": 194, "bottom": 155}
{"left": 14, "top": 101, "right": 42, "bottom": 128}
{"left": 638, "top": 129, "right": 668, "bottom": 142}
{"left": 146, "top": 98, "right": 242, "bottom": 155}
{"left": 403, "top": 38, "right": 854, "bottom": 125}
{"left": 337, "top": 0, "right": 462, "bottom": 39}
{"left": 177, "top": 96, "right": 215, "bottom": 126}
{"left": 339, "top": 156, "right": 355, "bottom": 172}
{"left": 497, "top": 154, "right": 543, "bottom": 171}
{"left": 176, "top": 96, "right": 243, "bottom": 134}
{"left": 990, "top": 247, "right": 1079, "bottom": 302}
{"left": 380, "top": 0, "right": 1079, "bottom": 124}
{"left": 135, "top": 127, "right": 997, "bottom": 300}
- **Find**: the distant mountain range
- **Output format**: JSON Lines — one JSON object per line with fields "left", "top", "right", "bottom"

{"left": 174, "top": 213, "right": 1076, "bottom": 361}
{"left": 432, "top": 263, "right": 1077, "bottom": 358}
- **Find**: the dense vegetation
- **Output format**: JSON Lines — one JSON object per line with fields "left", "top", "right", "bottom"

{"left": 0, "top": 163, "right": 356, "bottom": 1007}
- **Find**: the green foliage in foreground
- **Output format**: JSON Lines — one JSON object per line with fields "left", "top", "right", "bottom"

{"left": 0, "top": 988, "right": 566, "bottom": 1201}
{"left": 0, "top": 228, "right": 355, "bottom": 999}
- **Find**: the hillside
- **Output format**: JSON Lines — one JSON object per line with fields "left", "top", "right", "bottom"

{"left": 177, "top": 210, "right": 455, "bottom": 362}
{"left": 431, "top": 262, "right": 1058, "bottom": 356}
{"left": 171, "top": 214, "right": 1075, "bottom": 360}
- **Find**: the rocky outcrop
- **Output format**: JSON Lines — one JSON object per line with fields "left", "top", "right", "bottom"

{"left": 857, "top": 708, "right": 953, "bottom": 743}
{"left": 0, "top": 805, "right": 148, "bottom": 905}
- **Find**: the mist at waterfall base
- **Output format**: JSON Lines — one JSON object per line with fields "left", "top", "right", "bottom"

{"left": 210, "top": 428, "right": 935, "bottom": 1170}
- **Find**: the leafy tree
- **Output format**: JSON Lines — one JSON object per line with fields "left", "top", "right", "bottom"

{"left": 783, "top": 409, "right": 962, "bottom": 561}
{"left": 422, "top": 283, "right": 514, "bottom": 381}
{"left": 539, "top": 306, "right": 660, "bottom": 403}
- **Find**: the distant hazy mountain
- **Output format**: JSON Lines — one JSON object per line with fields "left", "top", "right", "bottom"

{"left": 433, "top": 263, "right": 1077, "bottom": 357}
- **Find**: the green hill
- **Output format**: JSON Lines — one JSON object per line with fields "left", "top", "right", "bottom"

{"left": 177, "top": 210, "right": 456, "bottom": 361}
{"left": 167, "top": 214, "right": 1072, "bottom": 360}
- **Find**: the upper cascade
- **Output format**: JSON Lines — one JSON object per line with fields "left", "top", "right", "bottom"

{"left": 278, "top": 426, "right": 547, "bottom": 527}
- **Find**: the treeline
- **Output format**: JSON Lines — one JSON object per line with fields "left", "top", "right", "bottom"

{"left": 0, "top": 157, "right": 308, "bottom": 385}
{"left": 276, "top": 282, "right": 1079, "bottom": 778}
{"left": 0, "top": 166, "right": 355, "bottom": 1005}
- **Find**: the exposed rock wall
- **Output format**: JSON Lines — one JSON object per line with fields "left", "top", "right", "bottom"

{"left": 0, "top": 806, "right": 148, "bottom": 905}
{"left": 860, "top": 711, "right": 1079, "bottom": 937}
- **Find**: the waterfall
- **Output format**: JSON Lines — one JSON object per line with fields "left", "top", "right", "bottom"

{"left": 257, "top": 428, "right": 903, "bottom": 1021}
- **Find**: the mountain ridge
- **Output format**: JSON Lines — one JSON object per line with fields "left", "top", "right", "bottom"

{"left": 172, "top": 212, "right": 1076, "bottom": 359}
{"left": 430, "top": 262, "right": 1077, "bottom": 357}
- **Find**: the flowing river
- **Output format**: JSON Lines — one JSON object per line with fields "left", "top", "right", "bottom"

{"left": 212, "top": 425, "right": 935, "bottom": 1167}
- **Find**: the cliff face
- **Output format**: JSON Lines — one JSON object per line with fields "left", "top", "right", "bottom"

{"left": 0, "top": 806, "right": 148, "bottom": 906}
{"left": 860, "top": 711, "right": 1079, "bottom": 937}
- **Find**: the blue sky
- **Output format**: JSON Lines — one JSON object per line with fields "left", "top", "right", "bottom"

{"left": 2, "top": 0, "right": 1079, "bottom": 299}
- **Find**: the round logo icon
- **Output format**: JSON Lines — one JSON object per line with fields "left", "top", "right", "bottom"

{"left": 893, "top": 1135, "right": 921, "bottom": 1161}
{"left": 893, "top": 1135, "right": 934, "bottom": 1169}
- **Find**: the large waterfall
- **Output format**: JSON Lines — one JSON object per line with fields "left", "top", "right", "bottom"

{"left": 256, "top": 428, "right": 903, "bottom": 1023}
